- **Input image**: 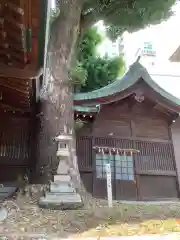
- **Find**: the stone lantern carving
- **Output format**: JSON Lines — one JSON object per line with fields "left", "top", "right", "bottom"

{"left": 54, "top": 135, "right": 72, "bottom": 181}
{"left": 39, "top": 134, "right": 83, "bottom": 209}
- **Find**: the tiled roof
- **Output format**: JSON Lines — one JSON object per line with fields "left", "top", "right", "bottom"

{"left": 74, "top": 62, "right": 180, "bottom": 106}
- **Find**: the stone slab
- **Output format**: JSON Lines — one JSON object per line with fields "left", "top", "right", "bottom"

{"left": 39, "top": 193, "right": 83, "bottom": 210}
{"left": 50, "top": 182, "right": 75, "bottom": 193}
{"left": 54, "top": 174, "right": 71, "bottom": 182}
{"left": 0, "top": 186, "right": 19, "bottom": 200}
{"left": 0, "top": 207, "right": 8, "bottom": 222}
{"left": 47, "top": 191, "right": 76, "bottom": 196}
{"left": 57, "top": 160, "right": 69, "bottom": 174}
{"left": 51, "top": 181, "right": 71, "bottom": 187}
{"left": 55, "top": 134, "right": 73, "bottom": 141}
{"left": 45, "top": 193, "right": 82, "bottom": 202}
{"left": 57, "top": 149, "right": 70, "bottom": 157}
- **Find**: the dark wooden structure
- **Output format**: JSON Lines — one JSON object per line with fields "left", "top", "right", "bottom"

{"left": 0, "top": 0, "right": 47, "bottom": 182}
{"left": 74, "top": 62, "right": 180, "bottom": 201}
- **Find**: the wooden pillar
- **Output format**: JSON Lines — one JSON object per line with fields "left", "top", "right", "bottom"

{"left": 171, "top": 117, "right": 180, "bottom": 196}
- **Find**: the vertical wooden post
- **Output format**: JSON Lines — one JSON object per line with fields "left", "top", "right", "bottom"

{"left": 171, "top": 117, "right": 180, "bottom": 198}
{"left": 106, "top": 163, "right": 113, "bottom": 207}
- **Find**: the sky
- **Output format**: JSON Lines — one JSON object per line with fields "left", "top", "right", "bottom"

{"left": 98, "top": 2, "right": 180, "bottom": 67}
{"left": 50, "top": 0, "right": 180, "bottom": 66}
{"left": 50, "top": 0, "right": 180, "bottom": 63}
{"left": 51, "top": 0, "right": 55, "bottom": 8}
{"left": 97, "top": 2, "right": 180, "bottom": 99}
{"left": 124, "top": 2, "right": 180, "bottom": 66}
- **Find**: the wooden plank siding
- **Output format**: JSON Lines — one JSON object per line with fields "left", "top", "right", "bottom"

{"left": 0, "top": 115, "right": 36, "bottom": 182}
{"left": 0, "top": 0, "right": 44, "bottom": 184}
{"left": 93, "top": 100, "right": 171, "bottom": 140}
{"left": 76, "top": 97, "right": 179, "bottom": 200}
{"left": 0, "top": 0, "right": 42, "bottom": 67}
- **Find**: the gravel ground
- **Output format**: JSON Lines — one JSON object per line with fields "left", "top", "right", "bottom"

{"left": 0, "top": 185, "right": 180, "bottom": 239}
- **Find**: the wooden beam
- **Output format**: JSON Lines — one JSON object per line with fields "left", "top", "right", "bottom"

{"left": 142, "top": 83, "right": 180, "bottom": 113}
{"left": 0, "top": 83, "right": 30, "bottom": 95}
{"left": 136, "top": 170, "right": 176, "bottom": 176}
{"left": 128, "top": 95, "right": 136, "bottom": 110}
{"left": 0, "top": 102, "right": 30, "bottom": 112}
{"left": 154, "top": 103, "right": 173, "bottom": 116}
{"left": 0, "top": 64, "right": 42, "bottom": 79}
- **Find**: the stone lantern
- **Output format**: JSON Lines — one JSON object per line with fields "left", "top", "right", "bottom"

{"left": 39, "top": 134, "right": 83, "bottom": 209}
{"left": 55, "top": 134, "right": 72, "bottom": 178}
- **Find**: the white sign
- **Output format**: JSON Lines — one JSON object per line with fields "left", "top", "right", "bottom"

{"left": 106, "top": 163, "right": 113, "bottom": 207}
{"left": 142, "top": 42, "right": 156, "bottom": 56}
{"left": 144, "top": 42, "right": 152, "bottom": 50}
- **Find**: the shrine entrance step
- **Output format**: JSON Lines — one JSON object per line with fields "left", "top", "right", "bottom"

{"left": 0, "top": 183, "right": 19, "bottom": 201}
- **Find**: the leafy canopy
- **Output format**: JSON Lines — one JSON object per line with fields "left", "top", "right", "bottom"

{"left": 56, "top": 0, "right": 176, "bottom": 38}
{"left": 72, "top": 27, "right": 125, "bottom": 92}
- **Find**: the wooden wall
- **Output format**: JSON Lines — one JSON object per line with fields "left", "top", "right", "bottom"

{"left": 0, "top": 0, "right": 45, "bottom": 68}
{"left": 77, "top": 97, "right": 178, "bottom": 200}
{"left": 28, "top": 0, "right": 41, "bottom": 66}
{"left": 93, "top": 99, "right": 170, "bottom": 140}
{"left": 0, "top": 0, "right": 45, "bottom": 183}
{"left": 0, "top": 115, "right": 36, "bottom": 182}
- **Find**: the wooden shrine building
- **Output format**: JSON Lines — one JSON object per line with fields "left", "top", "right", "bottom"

{"left": 0, "top": 0, "right": 47, "bottom": 182}
{"left": 74, "top": 62, "right": 180, "bottom": 201}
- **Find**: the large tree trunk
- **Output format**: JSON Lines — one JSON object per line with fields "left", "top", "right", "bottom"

{"left": 37, "top": 0, "right": 84, "bottom": 208}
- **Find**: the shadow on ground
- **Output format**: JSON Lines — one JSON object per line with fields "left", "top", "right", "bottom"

{"left": 1, "top": 192, "right": 180, "bottom": 238}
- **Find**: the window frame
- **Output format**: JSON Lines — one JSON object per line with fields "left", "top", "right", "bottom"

{"left": 95, "top": 153, "right": 134, "bottom": 181}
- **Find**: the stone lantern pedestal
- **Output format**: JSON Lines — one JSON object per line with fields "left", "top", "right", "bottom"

{"left": 39, "top": 134, "right": 83, "bottom": 209}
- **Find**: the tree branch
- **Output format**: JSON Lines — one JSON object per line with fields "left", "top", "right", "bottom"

{"left": 80, "top": 11, "right": 98, "bottom": 34}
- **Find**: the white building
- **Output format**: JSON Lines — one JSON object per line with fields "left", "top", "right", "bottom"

{"left": 110, "top": 37, "right": 125, "bottom": 57}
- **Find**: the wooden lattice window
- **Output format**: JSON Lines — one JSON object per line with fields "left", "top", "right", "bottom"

{"left": 96, "top": 154, "right": 114, "bottom": 179}
{"left": 95, "top": 153, "right": 134, "bottom": 180}
{"left": 115, "top": 155, "right": 134, "bottom": 180}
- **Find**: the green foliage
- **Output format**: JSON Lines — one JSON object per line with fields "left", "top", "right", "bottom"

{"left": 74, "top": 27, "right": 125, "bottom": 92}
{"left": 69, "top": 62, "right": 88, "bottom": 86}
{"left": 55, "top": 0, "right": 175, "bottom": 39}
{"left": 80, "top": 55, "right": 125, "bottom": 92}
{"left": 53, "top": 0, "right": 176, "bottom": 90}
{"left": 78, "top": 27, "right": 102, "bottom": 61}
{"left": 83, "top": 0, "right": 175, "bottom": 37}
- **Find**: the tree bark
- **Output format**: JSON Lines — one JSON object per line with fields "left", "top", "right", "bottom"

{"left": 37, "top": 0, "right": 83, "bottom": 190}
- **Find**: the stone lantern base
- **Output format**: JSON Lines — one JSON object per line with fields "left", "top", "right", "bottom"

{"left": 39, "top": 174, "right": 83, "bottom": 210}
{"left": 39, "top": 188, "right": 83, "bottom": 210}
{"left": 39, "top": 134, "right": 83, "bottom": 210}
